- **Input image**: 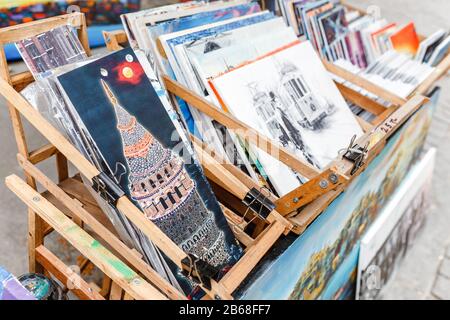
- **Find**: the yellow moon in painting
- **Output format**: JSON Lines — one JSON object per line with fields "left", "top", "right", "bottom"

{"left": 122, "top": 67, "right": 134, "bottom": 79}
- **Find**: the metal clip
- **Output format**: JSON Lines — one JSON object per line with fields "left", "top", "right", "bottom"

{"left": 242, "top": 187, "right": 275, "bottom": 221}
{"left": 92, "top": 172, "right": 125, "bottom": 206}
{"left": 181, "top": 254, "right": 219, "bottom": 290}
{"left": 341, "top": 135, "right": 369, "bottom": 175}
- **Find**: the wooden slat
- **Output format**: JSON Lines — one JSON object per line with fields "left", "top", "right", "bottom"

{"left": 323, "top": 59, "right": 407, "bottom": 106}
{"left": 18, "top": 155, "right": 186, "bottom": 300}
{"left": 35, "top": 245, "right": 104, "bottom": 300}
{"left": 5, "top": 174, "right": 167, "bottom": 300}
{"left": 356, "top": 116, "right": 373, "bottom": 132}
{"left": 219, "top": 221, "right": 285, "bottom": 293}
{"left": 221, "top": 204, "right": 254, "bottom": 248}
{"left": 163, "top": 75, "right": 321, "bottom": 179}
{"left": 336, "top": 81, "right": 388, "bottom": 115}
{"left": 103, "top": 30, "right": 127, "bottom": 51}
{"left": 0, "top": 13, "right": 85, "bottom": 44}
{"left": 11, "top": 71, "right": 34, "bottom": 91}
{"left": 109, "top": 282, "right": 124, "bottom": 300}
{"left": 29, "top": 144, "right": 58, "bottom": 164}
{"left": 275, "top": 168, "right": 347, "bottom": 216}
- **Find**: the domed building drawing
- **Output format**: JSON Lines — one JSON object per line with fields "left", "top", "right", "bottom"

{"left": 100, "top": 79, "right": 232, "bottom": 268}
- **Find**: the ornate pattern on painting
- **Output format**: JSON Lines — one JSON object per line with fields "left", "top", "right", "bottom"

{"left": 101, "top": 79, "right": 230, "bottom": 267}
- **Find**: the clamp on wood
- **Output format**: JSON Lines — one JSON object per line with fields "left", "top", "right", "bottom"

{"left": 342, "top": 135, "right": 369, "bottom": 175}
{"left": 242, "top": 187, "right": 276, "bottom": 221}
{"left": 92, "top": 172, "right": 125, "bottom": 206}
{"left": 181, "top": 254, "right": 219, "bottom": 291}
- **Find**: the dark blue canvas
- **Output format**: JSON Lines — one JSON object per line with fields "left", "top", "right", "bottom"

{"left": 56, "top": 48, "right": 243, "bottom": 298}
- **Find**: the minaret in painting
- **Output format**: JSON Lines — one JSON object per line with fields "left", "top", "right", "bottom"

{"left": 101, "top": 79, "right": 229, "bottom": 267}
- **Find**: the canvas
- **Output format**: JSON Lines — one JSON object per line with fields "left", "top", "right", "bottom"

{"left": 317, "top": 5, "right": 349, "bottom": 61}
{"left": 181, "top": 17, "right": 292, "bottom": 100}
{"left": 55, "top": 48, "right": 243, "bottom": 297}
{"left": 210, "top": 41, "right": 363, "bottom": 196}
{"left": 158, "top": 11, "right": 275, "bottom": 181}
{"left": 15, "top": 25, "right": 87, "bottom": 79}
{"left": 159, "top": 11, "right": 274, "bottom": 82}
{"left": 237, "top": 93, "right": 435, "bottom": 300}
{"left": 357, "top": 148, "right": 435, "bottom": 300}
{"left": 145, "top": 1, "right": 260, "bottom": 73}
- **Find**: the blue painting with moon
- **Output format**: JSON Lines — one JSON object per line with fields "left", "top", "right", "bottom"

{"left": 56, "top": 47, "right": 243, "bottom": 298}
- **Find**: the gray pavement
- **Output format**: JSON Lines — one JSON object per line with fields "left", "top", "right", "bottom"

{"left": 346, "top": 0, "right": 450, "bottom": 300}
{"left": 0, "top": 0, "right": 449, "bottom": 299}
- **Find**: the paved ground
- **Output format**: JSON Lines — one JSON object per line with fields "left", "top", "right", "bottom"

{"left": 0, "top": 0, "right": 448, "bottom": 299}
{"left": 346, "top": 0, "right": 450, "bottom": 300}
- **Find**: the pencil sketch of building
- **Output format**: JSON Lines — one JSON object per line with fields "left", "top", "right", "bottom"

{"left": 278, "top": 61, "right": 331, "bottom": 131}
{"left": 16, "top": 25, "right": 86, "bottom": 77}
{"left": 248, "top": 82, "right": 320, "bottom": 169}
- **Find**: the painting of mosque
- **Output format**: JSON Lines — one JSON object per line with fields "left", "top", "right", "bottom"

{"left": 55, "top": 48, "right": 243, "bottom": 298}
{"left": 238, "top": 89, "right": 435, "bottom": 300}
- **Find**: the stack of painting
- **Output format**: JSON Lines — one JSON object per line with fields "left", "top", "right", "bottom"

{"left": 122, "top": 0, "right": 363, "bottom": 197}
{"left": 278, "top": 0, "right": 449, "bottom": 99}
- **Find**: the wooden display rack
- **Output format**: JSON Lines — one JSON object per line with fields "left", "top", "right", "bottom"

{"left": 0, "top": 11, "right": 434, "bottom": 301}
{"left": 0, "top": 13, "right": 293, "bottom": 301}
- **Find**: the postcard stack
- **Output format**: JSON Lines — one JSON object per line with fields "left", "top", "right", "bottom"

{"left": 279, "top": 0, "right": 450, "bottom": 99}
{"left": 21, "top": 0, "right": 436, "bottom": 299}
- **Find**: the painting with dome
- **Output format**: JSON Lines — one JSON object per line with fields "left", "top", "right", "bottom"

{"left": 55, "top": 48, "right": 243, "bottom": 298}
{"left": 210, "top": 40, "right": 363, "bottom": 196}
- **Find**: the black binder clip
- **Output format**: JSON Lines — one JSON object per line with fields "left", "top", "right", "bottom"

{"left": 342, "top": 135, "right": 369, "bottom": 176}
{"left": 181, "top": 254, "right": 219, "bottom": 291}
{"left": 92, "top": 172, "right": 125, "bottom": 206}
{"left": 242, "top": 187, "right": 276, "bottom": 221}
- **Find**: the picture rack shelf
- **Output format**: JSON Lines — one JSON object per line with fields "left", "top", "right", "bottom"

{"left": 0, "top": 13, "right": 296, "bottom": 301}
{"left": 103, "top": 28, "right": 430, "bottom": 234}
{"left": 0, "top": 8, "right": 441, "bottom": 301}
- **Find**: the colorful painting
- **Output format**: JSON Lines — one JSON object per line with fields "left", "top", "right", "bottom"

{"left": 55, "top": 48, "right": 243, "bottom": 298}
{"left": 390, "top": 22, "right": 420, "bottom": 56}
{"left": 357, "top": 148, "right": 435, "bottom": 300}
{"left": 238, "top": 94, "right": 434, "bottom": 300}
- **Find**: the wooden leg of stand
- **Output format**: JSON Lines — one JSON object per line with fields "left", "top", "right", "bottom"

{"left": 28, "top": 207, "right": 44, "bottom": 274}
{"left": 7, "top": 105, "right": 44, "bottom": 274}
{"left": 56, "top": 152, "right": 69, "bottom": 182}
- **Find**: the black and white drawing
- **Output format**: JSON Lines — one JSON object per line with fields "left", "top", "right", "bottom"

{"left": 211, "top": 41, "right": 362, "bottom": 196}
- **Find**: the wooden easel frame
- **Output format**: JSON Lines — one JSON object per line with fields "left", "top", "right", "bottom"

{"left": 0, "top": 13, "right": 295, "bottom": 300}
